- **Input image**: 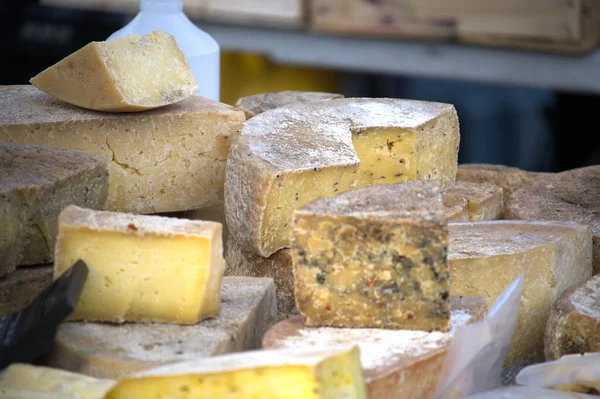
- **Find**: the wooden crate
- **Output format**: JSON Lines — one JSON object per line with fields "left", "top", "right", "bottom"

{"left": 309, "top": 0, "right": 600, "bottom": 53}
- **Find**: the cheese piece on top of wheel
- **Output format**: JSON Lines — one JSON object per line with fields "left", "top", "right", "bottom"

{"left": 442, "top": 181, "right": 503, "bottom": 222}
{"left": 30, "top": 30, "right": 198, "bottom": 113}
{"left": 54, "top": 205, "right": 225, "bottom": 324}
{"left": 225, "top": 97, "right": 459, "bottom": 257}
{"left": 448, "top": 220, "right": 593, "bottom": 366}
{"left": 0, "top": 86, "right": 246, "bottom": 214}
{"left": 506, "top": 165, "right": 600, "bottom": 274}
{"left": 545, "top": 274, "right": 600, "bottom": 361}
{"left": 0, "top": 142, "right": 108, "bottom": 276}
{"left": 235, "top": 91, "right": 344, "bottom": 119}
{"left": 47, "top": 277, "right": 277, "bottom": 379}
{"left": 0, "top": 265, "right": 52, "bottom": 316}
{"left": 293, "top": 182, "right": 450, "bottom": 331}
{"left": 262, "top": 296, "right": 487, "bottom": 399}
{"left": 103, "top": 346, "right": 366, "bottom": 399}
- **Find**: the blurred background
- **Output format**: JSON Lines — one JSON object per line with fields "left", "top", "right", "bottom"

{"left": 2, "top": 0, "right": 599, "bottom": 172}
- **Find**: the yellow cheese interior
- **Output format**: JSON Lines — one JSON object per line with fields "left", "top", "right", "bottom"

{"left": 55, "top": 227, "right": 222, "bottom": 324}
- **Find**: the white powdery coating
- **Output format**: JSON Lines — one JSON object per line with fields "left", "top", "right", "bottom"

{"left": 570, "top": 275, "right": 600, "bottom": 319}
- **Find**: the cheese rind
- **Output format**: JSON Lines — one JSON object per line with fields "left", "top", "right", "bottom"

{"left": 448, "top": 220, "right": 593, "bottom": 365}
{"left": 262, "top": 297, "right": 487, "bottom": 399}
{"left": 0, "top": 142, "right": 108, "bottom": 275}
{"left": 442, "top": 181, "right": 503, "bottom": 222}
{"left": 54, "top": 206, "right": 225, "bottom": 324}
{"left": 225, "top": 98, "right": 459, "bottom": 257}
{"left": 30, "top": 30, "right": 198, "bottom": 112}
{"left": 47, "top": 277, "right": 277, "bottom": 379}
{"left": 293, "top": 182, "right": 450, "bottom": 331}
{"left": 0, "top": 265, "right": 52, "bottom": 316}
{"left": 104, "top": 347, "right": 367, "bottom": 399}
{"left": 506, "top": 165, "right": 600, "bottom": 274}
{"left": 0, "top": 86, "right": 246, "bottom": 214}
{"left": 545, "top": 275, "right": 600, "bottom": 361}
{"left": 235, "top": 91, "right": 344, "bottom": 118}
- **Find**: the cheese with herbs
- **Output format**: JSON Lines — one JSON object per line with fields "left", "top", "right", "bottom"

{"left": 443, "top": 181, "right": 503, "bottom": 222}
{"left": 235, "top": 91, "right": 344, "bottom": 118}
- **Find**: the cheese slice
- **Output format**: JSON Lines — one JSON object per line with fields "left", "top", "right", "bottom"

{"left": 0, "top": 142, "right": 108, "bottom": 275}
{"left": 262, "top": 296, "right": 487, "bottom": 399}
{"left": 235, "top": 91, "right": 344, "bottom": 118}
{"left": 293, "top": 182, "right": 450, "bottom": 331}
{"left": 545, "top": 275, "right": 600, "bottom": 361}
{"left": 506, "top": 165, "right": 600, "bottom": 274}
{"left": 48, "top": 277, "right": 276, "bottom": 379}
{"left": 448, "top": 221, "right": 593, "bottom": 365}
{"left": 0, "top": 265, "right": 52, "bottom": 316}
{"left": 30, "top": 30, "right": 198, "bottom": 112}
{"left": 54, "top": 205, "right": 225, "bottom": 324}
{"left": 0, "top": 85, "right": 246, "bottom": 214}
{"left": 443, "top": 181, "right": 503, "bottom": 222}
{"left": 104, "top": 346, "right": 367, "bottom": 399}
{"left": 225, "top": 98, "right": 459, "bottom": 257}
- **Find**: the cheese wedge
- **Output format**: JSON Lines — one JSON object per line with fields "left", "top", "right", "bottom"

{"left": 54, "top": 206, "right": 225, "bottom": 324}
{"left": 0, "top": 265, "right": 52, "bottom": 316}
{"left": 443, "top": 181, "right": 503, "bottom": 222}
{"left": 449, "top": 221, "right": 593, "bottom": 365}
{"left": 235, "top": 91, "right": 344, "bottom": 118}
{"left": 225, "top": 98, "right": 459, "bottom": 257}
{"left": 104, "top": 346, "right": 367, "bottom": 399}
{"left": 262, "top": 296, "right": 487, "bottom": 399}
{"left": 30, "top": 30, "right": 198, "bottom": 112}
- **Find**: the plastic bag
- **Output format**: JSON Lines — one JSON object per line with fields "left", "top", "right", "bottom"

{"left": 435, "top": 274, "right": 525, "bottom": 399}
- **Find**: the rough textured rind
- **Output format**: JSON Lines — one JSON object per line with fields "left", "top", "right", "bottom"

{"left": 0, "top": 85, "right": 246, "bottom": 214}
{"left": 263, "top": 296, "right": 487, "bottom": 399}
{"left": 293, "top": 182, "right": 450, "bottom": 331}
{"left": 545, "top": 275, "right": 600, "bottom": 361}
{"left": 0, "top": 142, "right": 108, "bottom": 275}
{"left": 235, "top": 91, "right": 344, "bottom": 118}
{"left": 506, "top": 165, "right": 600, "bottom": 274}
{"left": 443, "top": 181, "right": 503, "bottom": 222}
{"left": 47, "top": 277, "right": 277, "bottom": 379}
{"left": 449, "top": 220, "right": 593, "bottom": 366}
{"left": 0, "top": 265, "right": 52, "bottom": 316}
{"left": 225, "top": 97, "right": 460, "bottom": 257}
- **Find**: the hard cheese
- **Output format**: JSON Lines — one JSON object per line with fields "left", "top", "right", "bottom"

{"left": 448, "top": 221, "right": 593, "bottom": 365}
{"left": 48, "top": 277, "right": 277, "bottom": 379}
{"left": 443, "top": 181, "right": 503, "bottom": 222}
{"left": 545, "top": 274, "right": 600, "bottom": 361}
{"left": 235, "top": 91, "right": 344, "bottom": 118}
{"left": 293, "top": 182, "right": 450, "bottom": 331}
{"left": 262, "top": 296, "right": 488, "bottom": 399}
{"left": 104, "top": 346, "right": 367, "bottom": 399}
{"left": 0, "top": 85, "right": 246, "bottom": 214}
{"left": 0, "top": 142, "right": 108, "bottom": 275}
{"left": 225, "top": 98, "right": 459, "bottom": 257}
{"left": 506, "top": 165, "right": 600, "bottom": 274}
{"left": 54, "top": 205, "right": 225, "bottom": 324}
{"left": 0, "top": 265, "right": 52, "bottom": 316}
{"left": 30, "top": 30, "right": 198, "bottom": 112}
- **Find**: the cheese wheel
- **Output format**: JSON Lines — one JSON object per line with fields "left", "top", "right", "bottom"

{"left": 235, "top": 91, "right": 344, "bottom": 118}
{"left": 443, "top": 181, "right": 503, "bottom": 222}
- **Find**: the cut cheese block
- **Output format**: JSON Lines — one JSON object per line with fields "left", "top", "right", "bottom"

{"left": 448, "top": 221, "right": 593, "bottom": 366}
{"left": 235, "top": 91, "right": 344, "bottom": 118}
{"left": 0, "top": 265, "right": 52, "bottom": 316}
{"left": 0, "top": 142, "right": 108, "bottom": 275}
{"left": 293, "top": 182, "right": 450, "bottom": 331}
{"left": 262, "top": 296, "right": 487, "bottom": 399}
{"left": 545, "top": 275, "right": 600, "bottom": 361}
{"left": 161, "top": 204, "right": 229, "bottom": 250}
{"left": 48, "top": 277, "right": 276, "bottom": 379}
{"left": 30, "top": 30, "right": 198, "bottom": 112}
{"left": 226, "top": 239, "right": 296, "bottom": 320}
{"left": 462, "top": 387, "right": 593, "bottom": 399}
{"left": 505, "top": 166, "right": 600, "bottom": 274}
{"left": 225, "top": 98, "right": 459, "bottom": 257}
{"left": 0, "top": 85, "right": 246, "bottom": 214}
{"left": 104, "top": 346, "right": 367, "bottom": 399}
{"left": 443, "top": 181, "right": 503, "bottom": 222}
{"left": 54, "top": 205, "right": 225, "bottom": 324}
{"left": 0, "top": 364, "right": 115, "bottom": 399}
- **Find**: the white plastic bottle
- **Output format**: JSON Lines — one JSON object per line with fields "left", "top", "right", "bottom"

{"left": 107, "top": 0, "right": 220, "bottom": 101}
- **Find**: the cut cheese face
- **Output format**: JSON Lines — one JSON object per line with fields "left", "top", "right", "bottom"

{"left": 0, "top": 86, "right": 246, "bottom": 214}
{"left": 30, "top": 30, "right": 198, "bottom": 112}
{"left": 448, "top": 221, "right": 593, "bottom": 366}
{"left": 104, "top": 347, "right": 367, "bottom": 399}
{"left": 47, "top": 277, "right": 277, "bottom": 379}
{"left": 54, "top": 206, "right": 225, "bottom": 324}
{"left": 225, "top": 98, "right": 459, "bottom": 257}
{"left": 0, "top": 265, "right": 52, "bottom": 316}
{"left": 293, "top": 182, "right": 450, "bottom": 331}
{"left": 235, "top": 91, "right": 344, "bottom": 118}
{"left": 442, "top": 181, "right": 503, "bottom": 222}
